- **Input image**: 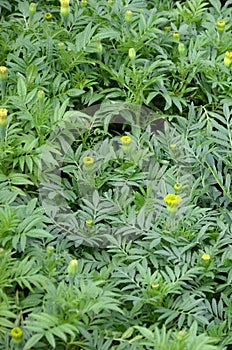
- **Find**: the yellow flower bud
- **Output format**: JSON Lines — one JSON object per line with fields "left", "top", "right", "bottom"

{"left": 152, "top": 283, "right": 159, "bottom": 289}
{"left": 170, "top": 143, "right": 176, "bottom": 151}
{"left": 201, "top": 253, "right": 210, "bottom": 262}
{"left": 216, "top": 21, "right": 226, "bottom": 32}
{"left": 120, "top": 135, "right": 132, "bottom": 151}
{"left": 125, "top": 10, "right": 133, "bottom": 22}
{"left": 172, "top": 32, "right": 180, "bottom": 40}
{"left": 0, "top": 66, "right": 7, "bottom": 80}
{"left": 164, "top": 26, "right": 171, "bottom": 32}
{"left": 224, "top": 51, "right": 232, "bottom": 67}
{"left": 86, "top": 219, "right": 93, "bottom": 227}
{"left": 129, "top": 48, "right": 136, "bottom": 60}
{"left": 67, "top": 259, "right": 78, "bottom": 274}
{"left": 0, "top": 108, "right": 8, "bottom": 126}
{"left": 83, "top": 156, "right": 94, "bottom": 167}
{"left": 44, "top": 12, "right": 53, "bottom": 20}
{"left": 10, "top": 327, "right": 23, "bottom": 344}
{"left": 81, "top": 0, "right": 87, "bottom": 7}
{"left": 174, "top": 183, "right": 182, "bottom": 193}
{"left": 120, "top": 135, "right": 131, "bottom": 145}
{"left": 225, "top": 51, "right": 232, "bottom": 59}
{"left": 60, "top": 0, "right": 70, "bottom": 7}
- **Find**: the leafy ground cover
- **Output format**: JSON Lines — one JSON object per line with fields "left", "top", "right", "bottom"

{"left": 0, "top": 0, "right": 232, "bottom": 349}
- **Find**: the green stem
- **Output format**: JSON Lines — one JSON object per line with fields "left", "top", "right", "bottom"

{"left": 0, "top": 126, "right": 6, "bottom": 142}
{"left": 1, "top": 81, "right": 6, "bottom": 101}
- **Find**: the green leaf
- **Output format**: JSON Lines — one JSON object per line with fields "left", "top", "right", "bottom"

{"left": 25, "top": 334, "right": 43, "bottom": 349}
{"left": 66, "top": 88, "right": 85, "bottom": 97}
{"left": 45, "top": 332, "right": 56, "bottom": 348}
{"left": 135, "top": 326, "right": 154, "bottom": 341}
{"left": 8, "top": 173, "right": 33, "bottom": 185}
{"left": 17, "top": 74, "right": 27, "bottom": 97}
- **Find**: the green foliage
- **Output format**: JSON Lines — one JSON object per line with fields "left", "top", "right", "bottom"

{"left": 0, "top": 0, "right": 231, "bottom": 349}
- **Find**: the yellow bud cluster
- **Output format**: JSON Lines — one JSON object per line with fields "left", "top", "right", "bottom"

{"left": 164, "top": 193, "right": 182, "bottom": 207}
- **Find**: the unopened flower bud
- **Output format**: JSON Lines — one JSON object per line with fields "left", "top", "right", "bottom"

{"left": 224, "top": 51, "right": 232, "bottom": 67}
{"left": 29, "top": 2, "right": 37, "bottom": 16}
{"left": 125, "top": 10, "right": 133, "bottom": 22}
{"left": 81, "top": 0, "right": 87, "bottom": 7}
{"left": 83, "top": 156, "right": 94, "bottom": 170}
{"left": 0, "top": 108, "right": 8, "bottom": 126}
{"left": 46, "top": 246, "right": 54, "bottom": 256}
{"left": 174, "top": 183, "right": 182, "bottom": 193}
{"left": 120, "top": 135, "right": 132, "bottom": 152}
{"left": 0, "top": 66, "right": 7, "bottom": 81}
{"left": 201, "top": 253, "right": 211, "bottom": 262}
{"left": 60, "top": 0, "right": 70, "bottom": 7}
{"left": 216, "top": 21, "right": 226, "bottom": 32}
{"left": 68, "top": 259, "right": 78, "bottom": 274}
{"left": 37, "top": 90, "right": 45, "bottom": 99}
{"left": 10, "top": 328, "right": 23, "bottom": 345}
{"left": 57, "top": 42, "right": 65, "bottom": 51}
{"left": 170, "top": 143, "right": 176, "bottom": 151}
{"left": 60, "top": 6, "right": 70, "bottom": 16}
{"left": 120, "top": 135, "right": 131, "bottom": 146}
{"left": 44, "top": 12, "right": 53, "bottom": 20}
{"left": 86, "top": 219, "right": 93, "bottom": 227}
{"left": 172, "top": 31, "right": 180, "bottom": 40}
{"left": 178, "top": 42, "right": 185, "bottom": 54}
{"left": 178, "top": 330, "right": 186, "bottom": 340}
{"left": 164, "top": 26, "right": 171, "bottom": 32}
{"left": 128, "top": 48, "right": 136, "bottom": 60}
